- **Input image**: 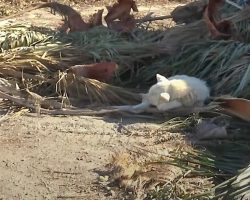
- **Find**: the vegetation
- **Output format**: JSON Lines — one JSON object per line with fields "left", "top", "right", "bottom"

{"left": 0, "top": 1, "right": 249, "bottom": 199}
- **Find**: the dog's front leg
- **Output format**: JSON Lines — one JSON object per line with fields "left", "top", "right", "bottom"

{"left": 112, "top": 101, "right": 151, "bottom": 113}
{"left": 157, "top": 100, "right": 182, "bottom": 112}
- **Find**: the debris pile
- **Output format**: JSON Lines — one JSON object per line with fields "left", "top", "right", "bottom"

{"left": 0, "top": 0, "right": 249, "bottom": 198}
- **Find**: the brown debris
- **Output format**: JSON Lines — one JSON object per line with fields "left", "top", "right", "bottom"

{"left": 108, "top": 151, "right": 183, "bottom": 196}
{"left": 88, "top": 9, "right": 104, "bottom": 27}
{"left": 216, "top": 97, "right": 250, "bottom": 122}
{"left": 104, "top": 0, "right": 138, "bottom": 32}
{"left": 203, "top": 0, "right": 232, "bottom": 39}
{"left": 42, "top": 3, "right": 106, "bottom": 32}
{"left": 171, "top": 1, "right": 207, "bottom": 24}
{"left": 38, "top": 2, "right": 90, "bottom": 32}
{"left": 68, "top": 62, "right": 118, "bottom": 83}
{"left": 107, "top": 15, "right": 136, "bottom": 33}
{"left": 2, "top": 2, "right": 103, "bottom": 33}
{"left": 196, "top": 119, "right": 227, "bottom": 139}
{"left": 105, "top": 0, "right": 138, "bottom": 22}
{"left": 3, "top": 0, "right": 159, "bottom": 33}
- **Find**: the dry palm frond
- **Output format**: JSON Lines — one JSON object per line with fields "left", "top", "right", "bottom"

{"left": 171, "top": 0, "right": 207, "bottom": 24}
{"left": 108, "top": 146, "right": 215, "bottom": 200}
{"left": 160, "top": 7, "right": 250, "bottom": 55}
{"left": 138, "top": 137, "right": 250, "bottom": 199}
{"left": 0, "top": 33, "right": 146, "bottom": 108}
{"left": 0, "top": 26, "right": 164, "bottom": 72}
{"left": 0, "top": 24, "right": 51, "bottom": 51}
{"left": 176, "top": 41, "right": 250, "bottom": 97}
{"left": 64, "top": 74, "right": 141, "bottom": 105}
{"left": 140, "top": 40, "right": 250, "bottom": 98}
{"left": 203, "top": 0, "right": 232, "bottom": 40}
{"left": 0, "top": 89, "right": 122, "bottom": 116}
{"left": 215, "top": 97, "right": 250, "bottom": 122}
{"left": 50, "top": 27, "right": 164, "bottom": 67}
{"left": 126, "top": 112, "right": 250, "bottom": 199}
{"left": 0, "top": 78, "right": 125, "bottom": 116}
{"left": 0, "top": 8, "right": 248, "bottom": 107}
{"left": 0, "top": 98, "right": 27, "bottom": 124}
{"left": 212, "top": 164, "right": 250, "bottom": 199}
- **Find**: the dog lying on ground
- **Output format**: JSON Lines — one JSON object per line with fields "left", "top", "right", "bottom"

{"left": 114, "top": 74, "right": 210, "bottom": 113}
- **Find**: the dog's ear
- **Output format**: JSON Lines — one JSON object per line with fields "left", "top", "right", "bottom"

{"left": 160, "top": 92, "right": 170, "bottom": 102}
{"left": 156, "top": 74, "right": 168, "bottom": 82}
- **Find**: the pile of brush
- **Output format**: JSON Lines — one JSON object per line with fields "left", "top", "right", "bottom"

{"left": 0, "top": 0, "right": 249, "bottom": 108}
{"left": 0, "top": 0, "right": 249, "bottom": 198}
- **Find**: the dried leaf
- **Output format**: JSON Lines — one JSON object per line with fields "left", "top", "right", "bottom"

{"left": 88, "top": 9, "right": 104, "bottom": 27}
{"left": 216, "top": 97, "right": 250, "bottom": 122}
{"left": 171, "top": 1, "right": 207, "bottom": 24}
{"left": 38, "top": 2, "right": 90, "bottom": 32}
{"left": 68, "top": 62, "right": 118, "bottom": 83}
{"left": 203, "top": 0, "right": 232, "bottom": 39}
{"left": 104, "top": 0, "right": 138, "bottom": 26}
{"left": 108, "top": 15, "right": 136, "bottom": 33}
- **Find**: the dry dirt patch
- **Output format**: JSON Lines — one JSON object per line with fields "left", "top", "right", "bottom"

{"left": 0, "top": 1, "right": 183, "bottom": 29}
{"left": 0, "top": 113, "right": 164, "bottom": 199}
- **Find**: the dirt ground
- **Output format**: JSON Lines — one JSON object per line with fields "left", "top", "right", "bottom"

{"left": 0, "top": 2, "right": 182, "bottom": 28}
{"left": 0, "top": 2, "right": 184, "bottom": 199}
{"left": 0, "top": 112, "right": 163, "bottom": 199}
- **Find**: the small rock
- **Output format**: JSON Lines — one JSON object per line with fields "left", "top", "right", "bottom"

{"left": 98, "top": 175, "right": 109, "bottom": 182}
{"left": 196, "top": 119, "right": 227, "bottom": 139}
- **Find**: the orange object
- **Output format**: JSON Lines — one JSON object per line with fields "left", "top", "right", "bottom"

{"left": 105, "top": 0, "right": 138, "bottom": 29}
{"left": 108, "top": 15, "right": 136, "bottom": 32}
{"left": 38, "top": 2, "right": 105, "bottom": 33}
{"left": 203, "top": 0, "right": 232, "bottom": 40}
{"left": 88, "top": 9, "right": 104, "bottom": 27}
{"left": 217, "top": 97, "right": 250, "bottom": 122}
{"left": 38, "top": 2, "right": 90, "bottom": 32}
{"left": 68, "top": 62, "right": 118, "bottom": 83}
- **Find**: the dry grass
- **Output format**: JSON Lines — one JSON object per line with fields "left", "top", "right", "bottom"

{"left": 107, "top": 143, "right": 215, "bottom": 199}
{"left": 0, "top": 2, "right": 249, "bottom": 199}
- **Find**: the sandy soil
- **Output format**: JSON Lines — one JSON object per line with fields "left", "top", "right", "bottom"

{"left": 0, "top": 1, "right": 183, "bottom": 28}
{"left": 0, "top": 113, "right": 162, "bottom": 199}
{"left": 0, "top": 2, "right": 184, "bottom": 199}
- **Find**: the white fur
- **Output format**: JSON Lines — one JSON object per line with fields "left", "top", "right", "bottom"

{"left": 113, "top": 74, "right": 210, "bottom": 113}
{"left": 145, "top": 74, "right": 210, "bottom": 111}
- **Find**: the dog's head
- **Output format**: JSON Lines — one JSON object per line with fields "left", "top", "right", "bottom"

{"left": 145, "top": 74, "right": 171, "bottom": 106}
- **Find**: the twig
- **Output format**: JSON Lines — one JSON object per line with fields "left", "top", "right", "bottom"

{"left": 135, "top": 15, "right": 172, "bottom": 24}
{"left": 42, "top": 170, "right": 82, "bottom": 175}
{"left": 0, "top": 68, "right": 46, "bottom": 81}
{"left": 57, "top": 195, "right": 87, "bottom": 199}
{"left": 225, "top": 0, "right": 243, "bottom": 10}
{"left": 0, "top": 90, "right": 35, "bottom": 109}
{"left": 0, "top": 107, "right": 12, "bottom": 124}
{"left": 0, "top": 90, "right": 159, "bottom": 117}
{"left": 40, "top": 178, "right": 51, "bottom": 192}
{"left": 0, "top": 90, "right": 120, "bottom": 115}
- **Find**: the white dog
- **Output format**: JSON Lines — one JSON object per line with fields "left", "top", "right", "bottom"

{"left": 114, "top": 74, "right": 210, "bottom": 113}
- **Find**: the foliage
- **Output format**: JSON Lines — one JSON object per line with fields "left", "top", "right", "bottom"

{"left": 0, "top": 4, "right": 249, "bottom": 200}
